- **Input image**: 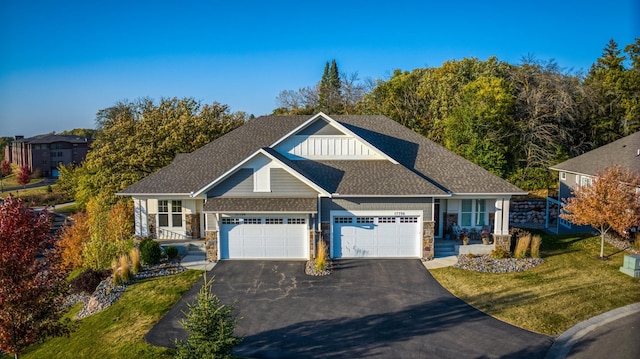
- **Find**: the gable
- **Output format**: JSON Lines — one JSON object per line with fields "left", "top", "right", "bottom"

{"left": 273, "top": 115, "right": 388, "bottom": 161}
{"left": 205, "top": 152, "right": 321, "bottom": 198}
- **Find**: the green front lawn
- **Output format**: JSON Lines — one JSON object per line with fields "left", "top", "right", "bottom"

{"left": 19, "top": 270, "right": 202, "bottom": 359}
{"left": 430, "top": 232, "right": 640, "bottom": 335}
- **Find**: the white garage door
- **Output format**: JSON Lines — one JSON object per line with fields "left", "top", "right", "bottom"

{"left": 220, "top": 216, "right": 307, "bottom": 259}
{"left": 333, "top": 215, "right": 421, "bottom": 258}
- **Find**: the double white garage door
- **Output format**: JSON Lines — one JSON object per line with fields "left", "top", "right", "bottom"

{"left": 219, "top": 212, "right": 422, "bottom": 259}
{"left": 220, "top": 216, "right": 308, "bottom": 259}
{"left": 332, "top": 214, "right": 421, "bottom": 258}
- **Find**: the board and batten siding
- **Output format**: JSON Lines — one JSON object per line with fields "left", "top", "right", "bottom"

{"left": 321, "top": 197, "right": 433, "bottom": 221}
{"left": 207, "top": 168, "right": 317, "bottom": 197}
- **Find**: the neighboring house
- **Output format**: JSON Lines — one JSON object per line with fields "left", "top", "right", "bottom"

{"left": 118, "top": 113, "right": 525, "bottom": 261}
{"left": 548, "top": 131, "right": 640, "bottom": 234}
{"left": 5, "top": 134, "right": 92, "bottom": 178}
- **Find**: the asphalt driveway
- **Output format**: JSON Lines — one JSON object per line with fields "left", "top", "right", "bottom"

{"left": 147, "top": 259, "right": 553, "bottom": 358}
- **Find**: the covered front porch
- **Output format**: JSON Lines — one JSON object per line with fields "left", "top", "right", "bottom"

{"left": 433, "top": 196, "right": 508, "bottom": 258}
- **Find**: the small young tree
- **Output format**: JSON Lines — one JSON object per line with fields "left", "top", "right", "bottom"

{"left": 0, "top": 160, "right": 10, "bottom": 192}
{"left": 0, "top": 196, "right": 71, "bottom": 358}
{"left": 17, "top": 165, "right": 31, "bottom": 188}
{"left": 0, "top": 160, "right": 11, "bottom": 177}
{"left": 561, "top": 165, "right": 640, "bottom": 258}
{"left": 58, "top": 212, "right": 91, "bottom": 269}
{"left": 174, "top": 274, "right": 241, "bottom": 359}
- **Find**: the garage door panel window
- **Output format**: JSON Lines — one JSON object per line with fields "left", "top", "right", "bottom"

{"left": 159, "top": 200, "right": 182, "bottom": 228}
{"left": 378, "top": 217, "right": 396, "bottom": 223}
{"left": 399, "top": 217, "right": 418, "bottom": 223}
{"left": 244, "top": 218, "right": 262, "bottom": 224}
{"left": 335, "top": 217, "right": 352, "bottom": 223}
{"left": 222, "top": 218, "right": 241, "bottom": 225}
{"left": 265, "top": 218, "right": 284, "bottom": 224}
{"left": 356, "top": 217, "right": 374, "bottom": 223}
{"left": 287, "top": 218, "right": 306, "bottom": 224}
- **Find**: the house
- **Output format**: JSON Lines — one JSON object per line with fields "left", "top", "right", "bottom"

{"left": 118, "top": 113, "right": 525, "bottom": 260}
{"left": 548, "top": 131, "right": 640, "bottom": 233}
{"left": 5, "top": 134, "right": 92, "bottom": 178}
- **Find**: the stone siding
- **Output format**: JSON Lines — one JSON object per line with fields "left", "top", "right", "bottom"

{"left": 494, "top": 234, "right": 511, "bottom": 251}
{"left": 185, "top": 214, "right": 201, "bottom": 239}
{"left": 148, "top": 214, "right": 157, "bottom": 239}
{"left": 205, "top": 230, "right": 218, "bottom": 261}
{"left": 422, "top": 221, "right": 435, "bottom": 260}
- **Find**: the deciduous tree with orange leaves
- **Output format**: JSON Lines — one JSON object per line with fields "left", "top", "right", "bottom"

{"left": 561, "top": 165, "right": 640, "bottom": 258}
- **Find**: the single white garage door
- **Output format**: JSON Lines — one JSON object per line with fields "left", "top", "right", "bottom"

{"left": 333, "top": 215, "right": 421, "bottom": 258}
{"left": 220, "top": 216, "right": 307, "bottom": 259}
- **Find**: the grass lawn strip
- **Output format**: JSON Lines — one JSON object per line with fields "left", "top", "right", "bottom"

{"left": 430, "top": 233, "right": 640, "bottom": 335}
{"left": 19, "top": 270, "right": 202, "bottom": 359}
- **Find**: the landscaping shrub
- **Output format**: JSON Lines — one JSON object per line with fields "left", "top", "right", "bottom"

{"left": 530, "top": 235, "right": 542, "bottom": 258}
{"left": 140, "top": 238, "right": 163, "bottom": 265}
{"left": 165, "top": 245, "right": 179, "bottom": 260}
{"left": 490, "top": 247, "right": 510, "bottom": 259}
{"left": 175, "top": 274, "right": 241, "bottom": 359}
{"left": 315, "top": 240, "right": 328, "bottom": 272}
{"left": 130, "top": 247, "right": 142, "bottom": 274}
{"left": 514, "top": 234, "right": 531, "bottom": 259}
{"left": 70, "top": 268, "right": 112, "bottom": 294}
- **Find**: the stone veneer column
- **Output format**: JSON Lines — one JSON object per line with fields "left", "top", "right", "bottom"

{"left": 321, "top": 223, "right": 330, "bottom": 256}
{"left": 309, "top": 230, "right": 315, "bottom": 259}
{"left": 148, "top": 214, "right": 157, "bottom": 239}
{"left": 422, "top": 221, "right": 435, "bottom": 261}
{"left": 493, "top": 234, "right": 511, "bottom": 251}
{"left": 185, "top": 214, "right": 201, "bottom": 239}
{"left": 205, "top": 230, "right": 218, "bottom": 261}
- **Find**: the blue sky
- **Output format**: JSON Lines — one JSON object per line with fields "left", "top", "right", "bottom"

{"left": 1, "top": 0, "right": 638, "bottom": 137}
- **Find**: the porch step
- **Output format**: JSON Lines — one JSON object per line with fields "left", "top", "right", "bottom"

{"left": 434, "top": 240, "right": 457, "bottom": 258}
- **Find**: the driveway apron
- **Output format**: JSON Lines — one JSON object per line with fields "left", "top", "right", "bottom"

{"left": 149, "top": 259, "right": 553, "bottom": 358}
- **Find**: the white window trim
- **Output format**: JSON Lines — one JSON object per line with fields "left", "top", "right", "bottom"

{"left": 560, "top": 172, "right": 566, "bottom": 180}
{"left": 458, "top": 199, "right": 488, "bottom": 228}
{"left": 158, "top": 200, "right": 183, "bottom": 228}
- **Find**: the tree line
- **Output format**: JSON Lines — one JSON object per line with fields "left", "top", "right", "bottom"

{"left": 275, "top": 39, "right": 640, "bottom": 190}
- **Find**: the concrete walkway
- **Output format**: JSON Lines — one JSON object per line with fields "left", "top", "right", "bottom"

{"left": 162, "top": 240, "right": 216, "bottom": 271}
{"left": 422, "top": 255, "right": 458, "bottom": 269}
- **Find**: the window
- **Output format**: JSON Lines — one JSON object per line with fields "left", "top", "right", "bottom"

{"left": 356, "top": 217, "right": 374, "bottom": 223}
{"left": 400, "top": 217, "right": 418, "bottom": 223}
{"left": 581, "top": 176, "right": 592, "bottom": 187}
{"left": 378, "top": 217, "right": 396, "bottom": 223}
{"left": 265, "top": 218, "right": 283, "bottom": 224}
{"left": 334, "top": 217, "right": 352, "bottom": 223}
{"left": 158, "top": 200, "right": 182, "bottom": 227}
{"left": 51, "top": 143, "right": 63, "bottom": 149}
{"left": 158, "top": 200, "right": 169, "bottom": 227}
{"left": 222, "top": 218, "right": 241, "bottom": 225}
{"left": 171, "top": 200, "right": 182, "bottom": 227}
{"left": 475, "top": 200, "right": 486, "bottom": 226}
{"left": 244, "top": 218, "right": 262, "bottom": 224}
{"left": 287, "top": 218, "right": 306, "bottom": 224}
{"left": 461, "top": 199, "right": 472, "bottom": 226}
{"left": 560, "top": 172, "right": 566, "bottom": 180}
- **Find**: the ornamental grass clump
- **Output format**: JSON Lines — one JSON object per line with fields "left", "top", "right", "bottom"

{"left": 514, "top": 234, "right": 531, "bottom": 259}
{"left": 315, "top": 240, "right": 329, "bottom": 272}
{"left": 530, "top": 235, "right": 542, "bottom": 258}
{"left": 130, "top": 247, "right": 142, "bottom": 274}
{"left": 112, "top": 254, "right": 132, "bottom": 286}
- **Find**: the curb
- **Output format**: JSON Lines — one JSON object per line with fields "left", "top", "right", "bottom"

{"left": 544, "top": 302, "right": 640, "bottom": 359}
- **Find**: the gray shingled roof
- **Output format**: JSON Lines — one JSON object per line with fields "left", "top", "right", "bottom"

{"left": 119, "top": 114, "right": 524, "bottom": 196}
{"left": 203, "top": 198, "right": 317, "bottom": 212}
{"left": 17, "top": 134, "right": 90, "bottom": 144}
{"left": 550, "top": 131, "right": 640, "bottom": 177}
